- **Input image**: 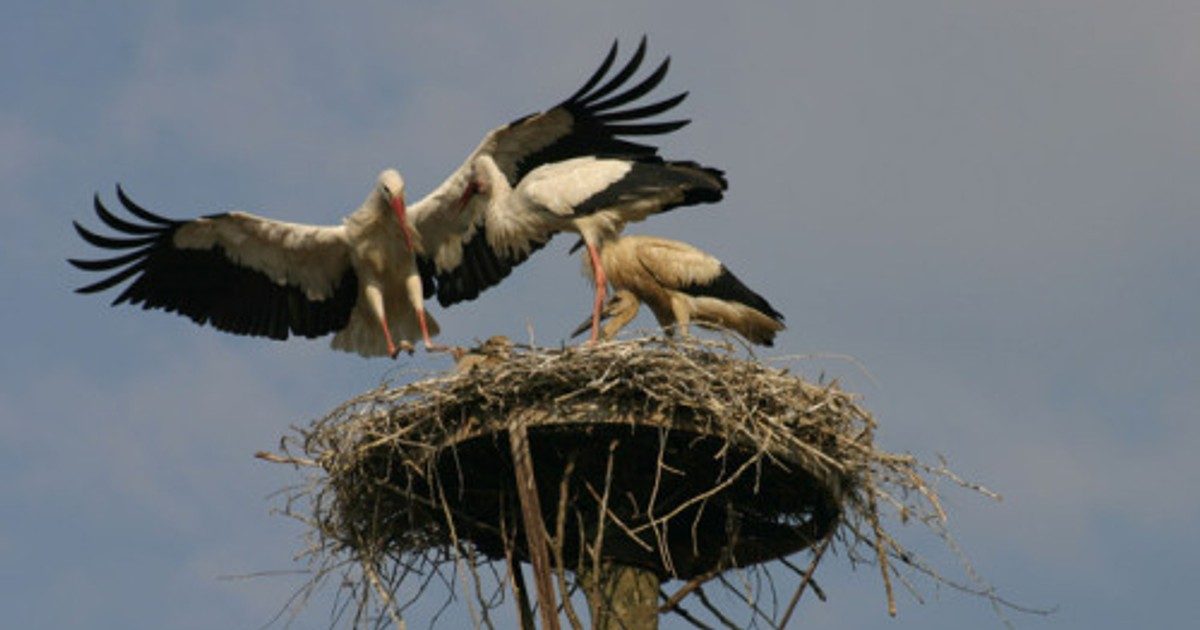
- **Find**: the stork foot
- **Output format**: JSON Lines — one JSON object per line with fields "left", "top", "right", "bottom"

{"left": 388, "top": 340, "right": 416, "bottom": 359}
{"left": 427, "top": 343, "right": 468, "bottom": 361}
{"left": 422, "top": 341, "right": 457, "bottom": 354}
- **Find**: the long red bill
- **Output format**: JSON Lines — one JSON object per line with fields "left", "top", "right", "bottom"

{"left": 456, "top": 182, "right": 479, "bottom": 213}
{"left": 391, "top": 196, "right": 415, "bottom": 252}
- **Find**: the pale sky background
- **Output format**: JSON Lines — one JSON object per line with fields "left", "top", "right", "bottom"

{"left": 3, "top": 1, "right": 1198, "bottom": 628}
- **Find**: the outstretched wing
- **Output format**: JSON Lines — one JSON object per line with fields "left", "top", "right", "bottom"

{"left": 485, "top": 36, "right": 690, "bottom": 186}
{"left": 410, "top": 37, "right": 692, "bottom": 290}
{"left": 69, "top": 187, "right": 358, "bottom": 340}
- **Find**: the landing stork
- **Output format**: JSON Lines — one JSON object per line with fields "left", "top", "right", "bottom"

{"left": 71, "top": 171, "right": 434, "bottom": 358}
{"left": 409, "top": 36, "right": 728, "bottom": 341}
{"left": 452, "top": 155, "right": 727, "bottom": 341}
{"left": 570, "top": 235, "right": 785, "bottom": 346}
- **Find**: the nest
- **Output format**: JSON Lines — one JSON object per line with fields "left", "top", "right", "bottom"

{"left": 265, "top": 335, "right": 1006, "bottom": 628}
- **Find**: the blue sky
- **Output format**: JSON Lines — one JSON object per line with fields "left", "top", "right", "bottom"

{"left": 3, "top": 1, "right": 1197, "bottom": 627}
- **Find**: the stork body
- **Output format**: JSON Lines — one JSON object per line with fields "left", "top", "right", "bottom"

{"left": 572, "top": 235, "right": 785, "bottom": 346}
{"left": 333, "top": 174, "right": 439, "bottom": 356}
{"left": 457, "top": 155, "right": 727, "bottom": 341}
{"left": 70, "top": 170, "right": 436, "bottom": 358}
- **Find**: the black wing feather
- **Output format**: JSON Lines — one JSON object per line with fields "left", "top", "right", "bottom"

{"left": 69, "top": 189, "right": 357, "bottom": 340}
{"left": 115, "top": 185, "right": 175, "bottom": 225}
{"left": 430, "top": 227, "right": 551, "bottom": 307}
{"left": 572, "top": 158, "right": 727, "bottom": 217}
{"left": 76, "top": 259, "right": 151, "bottom": 295}
{"left": 594, "top": 92, "right": 688, "bottom": 123}
{"left": 415, "top": 255, "right": 438, "bottom": 300}
{"left": 602, "top": 120, "right": 691, "bottom": 136}
{"left": 68, "top": 245, "right": 154, "bottom": 272}
{"left": 577, "top": 37, "right": 648, "bottom": 106}
{"left": 680, "top": 266, "right": 785, "bottom": 324}
{"left": 92, "top": 194, "right": 162, "bottom": 235}
{"left": 586, "top": 56, "right": 670, "bottom": 112}
{"left": 72, "top": 221, "right": 159, "bottom": 249}
{"left": 506, "top": 37, "right": 691, "bottom": 184}
{"left": 563, "top": 39, "right": 620, "bottom": 103}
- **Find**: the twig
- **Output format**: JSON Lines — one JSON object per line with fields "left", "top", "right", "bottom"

{"left": 695, "top": 585, "right": 742, "bottom": 630}
{"left": 778, "top": 535, "right": 832, "bottom": 628}
{"left": 659, "top": 589, "right": 716, "bottom": 630}
{"left": 254, "top": 450, "right": 317, "bottom": 467}
{"left": 552, "top": 457, "right": 585, "bottom": 630}
{"left": 659, "top": 568, "right": 721, "bottom": 613}
{"left": 866, "top": 481, "right": 898, "bottom": 616}
{"left": 362, "top": 559, "right": 407, "bottom": 630}
{"left": 586, "top": 440, "right": 619, "bottom": 615}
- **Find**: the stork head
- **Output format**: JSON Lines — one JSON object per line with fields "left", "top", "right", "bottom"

{"left": 456, "top": 166, "right": 484, "bottom": 214}
{"left": 378, "top": 169, "right": 415, "bottom": 252}
{"left": 456, "top": 155, "right": 500, "bottom": 213}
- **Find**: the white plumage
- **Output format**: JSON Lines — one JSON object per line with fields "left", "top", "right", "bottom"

{"left": 71, "top": 170, "right": 435, "bottom": 358}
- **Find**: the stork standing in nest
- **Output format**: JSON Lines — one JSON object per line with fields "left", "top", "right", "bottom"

{"left": 571, "top": 234, "right": 785, "bottom": 346}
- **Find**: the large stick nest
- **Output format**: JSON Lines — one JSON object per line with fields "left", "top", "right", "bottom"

{"left": 266, "top": 335, "right": 1003, "bottom": 627}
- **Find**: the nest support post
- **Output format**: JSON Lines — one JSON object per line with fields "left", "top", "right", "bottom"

{"left": 580, "top": 560, "right": 661, "bottom": 630}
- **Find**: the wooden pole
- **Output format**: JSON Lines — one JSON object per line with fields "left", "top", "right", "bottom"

{"left": 582, "top": 561, "right": 661, "bottom": 630}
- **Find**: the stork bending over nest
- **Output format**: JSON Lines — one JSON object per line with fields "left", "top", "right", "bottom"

{"left": 571, "top": 234, "right": 784, "bottom": 345}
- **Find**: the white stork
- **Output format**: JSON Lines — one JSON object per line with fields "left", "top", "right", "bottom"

{"left": 451, "top": 154, "right": 727, "bottom": 341}
{"left": 569, "top": 235, "right": 785, "bottom": 346}
{"left": 71, "top": 171, "right": 435, "bottom": 358}
{"left": 71, "top": 37, "right": 713, "bottom": 354}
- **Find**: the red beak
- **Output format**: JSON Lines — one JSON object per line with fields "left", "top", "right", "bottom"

{"left": 456, "top": 182, "right": 479, "bottom": 214}
{"left": 391, "top": 195, "right": 415, "bottom": 252}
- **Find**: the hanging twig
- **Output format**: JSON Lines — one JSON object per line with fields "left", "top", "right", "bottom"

{"left": 777, "top": 535, "right": 832, "bottom": 628}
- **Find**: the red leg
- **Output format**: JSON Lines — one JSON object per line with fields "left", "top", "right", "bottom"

{"left": 379, "top": 318, "right": 400, "bottom": 359}
{"left": 585, "top": 241, "right": 607, "bottom": 343}
{"left": 416, "top": 305, "right": 441, "bottom": 351}
{"left": 403, "top": 273, "right": 456, "bottom": 355}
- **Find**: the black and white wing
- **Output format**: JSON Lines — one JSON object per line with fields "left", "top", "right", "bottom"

{"left": 410, "top": 37, "right": 692, "bottom": 302}
{"left": 69, "top": 187, "right": 359, "bottom": 340}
